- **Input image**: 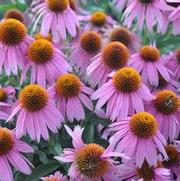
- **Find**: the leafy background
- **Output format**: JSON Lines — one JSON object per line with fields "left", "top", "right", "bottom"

{"left": 0, "top": 0, "right": 179, "bottom": 180}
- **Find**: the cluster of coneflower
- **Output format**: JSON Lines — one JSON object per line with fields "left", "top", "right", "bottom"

{"left": 0, "top": 0, "right": 179, "bottom": 181}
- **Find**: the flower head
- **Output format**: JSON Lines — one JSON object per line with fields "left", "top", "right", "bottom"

{"left": 91, "top": 11, "right": 107, "bottom": 27}
{"left": 130, "top": 112, "right": 158, "bottom": 138}
{"left": 0, "top": 19, "right": 33, "bottom": 75}
{"left": 48, "top": 73, "right": 94, "bottom": 122}
{"left": 21, "top": 39, "right": 71, "bottom": 87}
{"left": 4, "top": 9, "right": 24, "bottom": 23}
{"left": 32, "top": 0, "right": 79, "bottom": 42}
{"left": 0, "top": 19, "right": 26, "bottom": 45}
{"left": 0, "top": 127, "right": 33, "bottom": 181}
{"left": 92, "top": 67, "right": 153, "bottom": 120}
{"left": 79, "top": 11, "right": 116, "bottom": 33}
{"left": 108, "top": 112, "right": 168, "bottom": 167}
{"left": 123, "top": 0, "right": 173, "bottom": 32}
{"left": 108, "top": 26, "right": 141, "bottom": 53}
{"left": 7, "top": 84, "right": 64, "bottom": 142}
{"left": 147, "top": 90, "right": 180, "bottom": 141}
{"left": 70, "top": 31, "right": 101, "bottom": 75}
{"left": 55, "top": 125, "right": 128, "bottom": 181}
{"left": 87, "top": 42, "right": 130, "bottom": 87}
{"left": 129, "top": 45, "right": 171, "bottom": 87}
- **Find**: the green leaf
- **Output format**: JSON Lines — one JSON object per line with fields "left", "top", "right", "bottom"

{"left": 0, "top": 3, "right": 27, "bottom": 15}
{"left": 83, "top": 122, "right": 95, "bottom": 143}
{"left": 25, "top": 161, "right": 60, "bottom": 181}
{"left": 38, "top": 151, "right": 48, "bottom": 164}
{"left": 88, "top": 113, "right": 110, "bottom": 126}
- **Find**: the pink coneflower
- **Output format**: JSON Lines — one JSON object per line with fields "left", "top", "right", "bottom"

{"left": 3, "top": 9, "right": 25, "bottom": 23}
{"left": 2, "top": 8, "right": 31, "bottom": 28}
{"left": 129, "top": 45, "right": 171, "bottom": 87}
{"left": 108, "top": 112, "right": 168, "bottom": 167}
{"left": 0, "top": 85, "right": 15, "bottom": 120}
{"left": 165, "top": 48, "right": 180, "bottom": 80}
{"left": 0, "top": 127, "right": 33, "bottom": 181}
{"left": 7, "top": 84, "right": 64, "bottom": 142}
{"left": 48, "top": 73, "right": 93, "bottom": 122}
{"left": 0, "top": 19, "right": 33, "bottom": 75}
{"left": 32, "top": 0, "right": 78, "bottom": 42}
{"left": 21, "top": 39, "right": 71, "bottom": 87}
{"left": 162, "top": 142, "right": 180, "bottom": 178}
{"left": 41, "top": 171, "right": 68, "bottom": 181}
{"left": 119, "top": 160, "right": 171, "bottom": 181}
{"left": 87, "top": 42, "right": 130, "bottom": 87}
{"left": 70, "top": 31, "right": 102, "bottom": 75}
{"left": 106, "top": 26, "right": 141, "bottom": 54}
{"left": 123, "top": 0, "right": 173, "bottom": 31}
{"left": 55, "top": 125, "right": 129, "bottom": 181}
{"left": 79, "top": 11, "right": 116, "bottom": 33}
{"left": 169, "top": 4, "right": 180, "bottom": 35}
{"left": 147, "top": 90, "right": 180, "bottom": 141}
{"left": 92, "top": 67, "right": 153, "bottom": 121}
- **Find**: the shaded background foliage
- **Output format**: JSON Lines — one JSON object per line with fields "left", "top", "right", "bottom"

{"left": 0, "top": 0, "right": 179, "bottom": 180}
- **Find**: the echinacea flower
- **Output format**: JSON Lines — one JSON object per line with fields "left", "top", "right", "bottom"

{"left": 70, "top": 31, "right": 102, "bottom": 75}
{"left": 169, "top": 4, "right": 180, "bottom": 35}
{"left": 7, "top": 84, "right": 64, "bottom": 142}
{"left": 92, "top": 67, "right": 153, "bottom": 121}
{"left": 0, "top": 85, "right": 16, "bottom": 120}
{"left": 165, "top": 48, "right": 180, "bottom": 80}
{"left": 87, "top": 42, "right": 129, "bottom": 87}
{"left": 123, "top": 0, "right": 173, "bottom": 31}
{"left": 21, "top": 39, "right": 71, "bottom": 87}
{"left": 119, "top": 160, "right": 171, "bottom": 181}
{"left": 163, "top": 142, "right": 180, "bottom": 178}
{"left": 48, "top": 73, "right": 93, "bottom": 122}
{"left": 0, "top": 127, "right": 33, "bottom": 181}
{"left": 0, "top": 19, "right": 33, "bottom": 75}
{"left": 41, "top": 171, "right": 68, "bottom": 181}
{"left": 32, "top": 0, "right": 79, "bottom": 42}
{"left": 147, "top": 90, "right": 180, "bottom": 141}
{"left": 3, "top": 9, "right": 24, "bottom": 23}
{"left": 55, "top": 125, "right": 129, "bottom": 181}
{"left": 106, "top": 26, "right": 141, "bottom": 53}
{"left": 108, "top": 112, "right": 168, "bottom": 167}
{"left": 3, "top": 8, "right": 32, "bottom": 28}
{"left": 79, "top": 11, "right": 116, "bottom": 33}
{"left": 129, "top": 45, "right": 171, "bottom": 87}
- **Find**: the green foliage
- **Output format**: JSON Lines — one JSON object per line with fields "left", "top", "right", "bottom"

{"left": 25, "top": 161, "right": 60, "bottom": 181}
{"left": 0, "top": 2, "right": 27, "bottom": 17}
